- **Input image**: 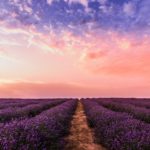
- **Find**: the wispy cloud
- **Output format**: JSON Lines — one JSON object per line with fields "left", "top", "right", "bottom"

{"left": 0, "top": 22, "right": 62, "bottom": 55}
{"left": 1, "top": 20, "right": 150, "bottom": 78}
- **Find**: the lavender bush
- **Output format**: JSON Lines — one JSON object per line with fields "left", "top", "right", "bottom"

{"left": 82, "top": 99, "right": 150, "bottom": 150}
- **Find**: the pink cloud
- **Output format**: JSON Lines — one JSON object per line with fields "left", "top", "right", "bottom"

{"left": 80, "top": 33, "right": 150, "bottom": 76}
{"left": 0, "top": 81, "right": 150, "bottom": 98}
{"left": 0, "top": 81, "right": 97, "bottom": 98}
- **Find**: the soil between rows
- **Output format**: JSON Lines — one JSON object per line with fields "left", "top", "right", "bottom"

{"left": 65, "top": 101, "right": 106, "bottom": 150}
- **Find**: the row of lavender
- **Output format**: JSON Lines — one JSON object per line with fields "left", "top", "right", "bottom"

{"left": 94, "top": 98, "right": 150, "bottom": 123}
{"left": 112, "top": 98, "right": 150, "bottom": 109}
{"left": 0, "top": 99, "right": 66, "bottom": 123}
{"left": 82, "top": 99, "right": 150, "bottom": 150}
{"left": 95, "top": 98, "right": 150, "bottom": 109}
{"left": 0, "top": 99, "right": 65, "bottom": 109}
{"left": 0, "top": 100, "right": 40, "bottom": 109}
{"left": 0, "top": 99, "right": 77, "bottom": 150}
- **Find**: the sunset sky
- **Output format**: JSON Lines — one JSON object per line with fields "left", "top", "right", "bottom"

{"left": 0, "top": 0, "right": 150, "bottom": 98}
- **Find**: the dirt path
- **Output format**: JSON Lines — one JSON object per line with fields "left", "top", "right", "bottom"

{"left": 65, "top": 101, "right": 106, "bottom": 150}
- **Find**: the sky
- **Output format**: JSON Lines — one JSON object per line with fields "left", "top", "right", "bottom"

{"left": 0, "top": 0, "right": 150, "bottom": 98}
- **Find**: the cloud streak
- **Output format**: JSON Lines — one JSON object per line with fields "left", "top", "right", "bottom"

{"left": 0, "top": 80, "right": 150, "bottom": 98}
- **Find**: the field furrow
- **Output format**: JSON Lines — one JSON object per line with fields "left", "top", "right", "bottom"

{"left": 65, "top": 101, "right": 106, "bottom": 150}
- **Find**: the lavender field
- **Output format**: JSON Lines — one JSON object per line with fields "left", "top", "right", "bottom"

{"left": 82, "top": 98, "right": 150, "bottom": 150}
{"left": 1, "top": 0, "right": 150, "bottom": 149}
{"left": 0, "top": 98, "right": 149, "bottom": 150}
{"left": 0, "top": 99, "right": 77, "bottom": 150}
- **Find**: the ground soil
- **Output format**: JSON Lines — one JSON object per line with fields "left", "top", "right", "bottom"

{"left": 65, "top": 101, "right": 106, "bottom": 150}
